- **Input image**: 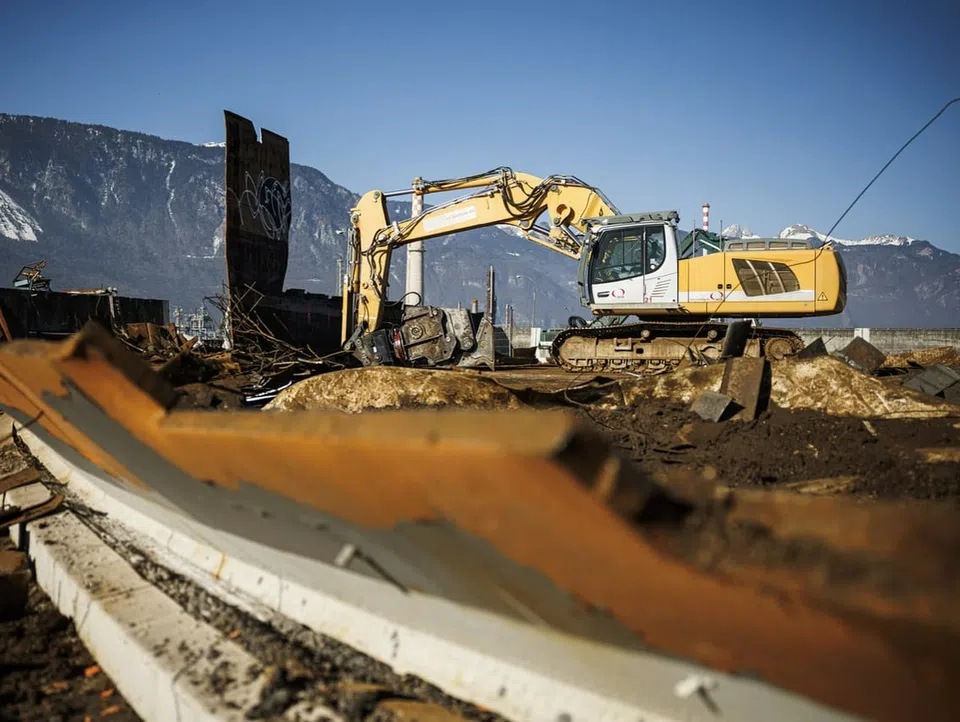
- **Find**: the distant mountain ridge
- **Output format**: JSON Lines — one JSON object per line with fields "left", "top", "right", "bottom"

{"left": 723, "top": 222, "right": 924, "bottom": 248}
{"left": 1, "top": 113, "right": 957, "bottom": 328}
{"left": 777, "top": 223, "right": 921, "bottom": 248}
{"left": 0, "top": 113, "right": 581, "bottom": 326}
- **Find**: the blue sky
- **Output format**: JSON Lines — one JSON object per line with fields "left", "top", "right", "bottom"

{"left": 2, "top": 0, "right": 958, "bottom": 250}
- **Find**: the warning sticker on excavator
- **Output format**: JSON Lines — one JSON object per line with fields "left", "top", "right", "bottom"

{"left": 818, "top": 292, "right": 827, "bottom": 301}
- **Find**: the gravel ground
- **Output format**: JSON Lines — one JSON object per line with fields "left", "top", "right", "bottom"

{"left": 66, "top": 510, "right": 506, "bottom": 722}
{"left": 0, "top": 563, "right": 143, "bottom": 722}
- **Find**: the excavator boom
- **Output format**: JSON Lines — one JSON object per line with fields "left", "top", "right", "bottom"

{"left": 341, "top": 168, "right": 617, "bottom": 366}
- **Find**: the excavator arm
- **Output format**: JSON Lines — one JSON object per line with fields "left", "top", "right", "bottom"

{"left": 341, "top": 167, "right": 618, "bottom": 366}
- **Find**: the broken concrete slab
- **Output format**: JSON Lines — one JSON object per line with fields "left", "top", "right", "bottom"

{"left": 835, "top": 337, "right": 887, "bottom": 375}
{"left": 691, "top": 390, "right": 733, "bottom": 422}
{"left": 797, "top": 337, "right": 828, "bottom": 360}
{"left": 768, "top": 356, "right": 957, "bottom": 418}
{"left": 944, "top": 381, "right": 960, "bottom": 406}
{"left": 719, "top": 357, "right": 769, "bottom": 421}
{"left": 904, "top": 364, "right": 960, "bottom": 398}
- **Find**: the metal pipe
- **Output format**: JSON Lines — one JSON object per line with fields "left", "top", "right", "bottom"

{"left": 405, "top": 191, "right": 424, "bottom": 306}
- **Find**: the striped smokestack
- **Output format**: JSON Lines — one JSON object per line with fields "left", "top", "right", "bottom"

{"left": 702, "top": 202, "right": 710, "bottom": 232}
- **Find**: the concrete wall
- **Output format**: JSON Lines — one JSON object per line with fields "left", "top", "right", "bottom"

{"left": 506, "top": 326, "right": 541, "bottom": 349}
{"left": 796, "top": 328, "right": 960, "bottom": 354}
{"left": 505, "top": 325, "right": 960, "bottom": 355}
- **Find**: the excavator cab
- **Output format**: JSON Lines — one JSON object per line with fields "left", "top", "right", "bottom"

{"left": 577, "top": 211, "right": 681, "bottom": 316}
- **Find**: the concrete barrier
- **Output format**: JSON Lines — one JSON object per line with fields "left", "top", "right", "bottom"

{"left": 796, "top": 329, "right": 960, "bottom": 354}
{"left": 504, "top": 326, "right": 960, "bottom": 355}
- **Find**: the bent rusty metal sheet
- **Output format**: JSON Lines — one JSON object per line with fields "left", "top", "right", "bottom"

{"left": 0, "top": 323, "right": 958, "bottom": 722}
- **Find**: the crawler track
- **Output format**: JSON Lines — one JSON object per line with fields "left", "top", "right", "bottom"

{"left": 551, "top": 321, "right": 805, "bottom": 373}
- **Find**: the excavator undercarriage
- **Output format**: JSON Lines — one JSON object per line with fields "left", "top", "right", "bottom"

{"left": 551, "top": 320, "right": 805, "bottom": 374}
{"left": 347, "top": 303, "right": 806, "bottom": 375}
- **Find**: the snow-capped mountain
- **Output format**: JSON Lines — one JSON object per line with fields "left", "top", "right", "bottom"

{"left": 779, "top": 223, "right": 826, "bottom": 241}
{"left": 721, "top": 224, "right": 759, "bottom": 239}
{"left": 778, "top": 223, "right": 918, "bottom": 248}
{"left": 842, "top": 234, "right": 918, "bottom": 247}
{"left": 0, "top": 187, "right": 43, "bottom": 242}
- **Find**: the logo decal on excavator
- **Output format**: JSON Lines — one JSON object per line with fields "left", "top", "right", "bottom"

{"left": 612, "top": 288, "right": 626, "bottom": 298}
{"left": 422, "top": 205, "right": 478, "bottom": 232}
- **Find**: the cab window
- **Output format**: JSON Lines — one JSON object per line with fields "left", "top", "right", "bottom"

{"left": 591, "top": 226, "right": 666, "bottom": 284}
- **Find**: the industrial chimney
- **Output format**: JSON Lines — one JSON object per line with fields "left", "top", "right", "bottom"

{"left": 702, "top": 202, "right": 710, "bottom": 232}
{"left": 485, "top": 265, "right": 496, "bottom": 324}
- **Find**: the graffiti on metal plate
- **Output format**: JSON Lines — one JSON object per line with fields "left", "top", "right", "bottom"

{"left": 229, "top": 171, "right": 292, "bottom": 242}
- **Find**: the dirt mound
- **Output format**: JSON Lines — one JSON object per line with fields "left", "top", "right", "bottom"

{"left": 264, "top": 367, "right": 524, "bottom": 413}
{"left": 620, "top": 365, "right": 725, "bottom": 405}
{"left": 883, "top": 346, "right": 960, "bottom": 369}
{"left": 619, "top": 356, "right": 957, "bottom": 419}
{"left": 770, "top": 356, "right": 956, "bottom": 418}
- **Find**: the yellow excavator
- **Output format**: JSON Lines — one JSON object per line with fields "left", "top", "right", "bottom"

{"left": 341, "top": 167, "right": 847, "bottom": 373}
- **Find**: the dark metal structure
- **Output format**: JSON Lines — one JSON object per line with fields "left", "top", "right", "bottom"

{"left": 0, "top": 287, "right": 167, "bottom": 341}
{"left": 222, "top": 111, "right": 342, "bottom": 357}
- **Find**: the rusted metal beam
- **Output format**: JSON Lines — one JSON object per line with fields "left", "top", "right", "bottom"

{"left": 0, "top": 322, "right": 958, "bottom": 721}
{"left": 0, "top": 467, "right": 64, "bottom": 532}
{"left": 0, "top": 307, "right": 12, "bottom": 343}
